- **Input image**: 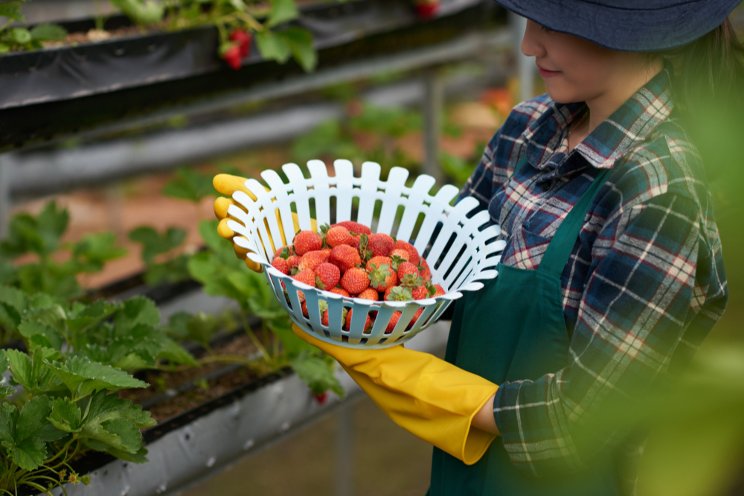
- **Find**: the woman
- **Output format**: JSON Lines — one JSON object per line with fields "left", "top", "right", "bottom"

{"left": 213, "top": 1, "right": 740, "bottom": 494}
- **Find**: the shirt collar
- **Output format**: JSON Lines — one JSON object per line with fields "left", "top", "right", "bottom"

{"left": 523, "top": 68, "right": 674, "bottom": 171}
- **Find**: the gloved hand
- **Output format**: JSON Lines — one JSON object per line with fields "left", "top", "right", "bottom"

{"left": 213, "top": 173, "right": 316, "bottom": 272}
{"left": 291, "top": 324, "right": 499, "bottom": 465}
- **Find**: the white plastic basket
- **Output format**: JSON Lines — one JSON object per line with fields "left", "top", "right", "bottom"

{"left": 226, "top": 159, "right": 505, "bottom": 349}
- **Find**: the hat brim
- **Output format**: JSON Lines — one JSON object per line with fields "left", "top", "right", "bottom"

{"left": 495, "top": 0, "right": 741, "bottom": 51}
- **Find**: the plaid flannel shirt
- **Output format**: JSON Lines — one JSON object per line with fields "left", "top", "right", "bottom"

{"left": 460, "top": 69, "right": 728, "bottom": 477}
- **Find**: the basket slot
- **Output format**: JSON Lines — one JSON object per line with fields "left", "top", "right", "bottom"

{"left": 230, "top": 189, "right": 278, "bottom": 261}
{"left": 324, "top": 296, "right": 347, "bottom": 338}
{"left": 441, "top": 209, "right": 494, "bottom": 289}
{"left": 307, "top": 160, "right": 333, "bottom": 227}
{"left": 411, "top": 184, "right": 460, "bottom": 259}
{"left": 395, "top": 174, "right": 436, "bottom": 242}
{"left": 332, "top": 159, "right": 356, "bottom": 222}
{"left": 376, "top": 167, "right": 410, "bottom": 235}
{"left": 282, "top": 163, "right": 315, "bottom": 232}
{"left": 259, "top": 169, "right": 301, "bottom": 249}
{"left": 356, "top": 161, "right": 382, "bottom": 227}
{"left": 425, "top": 196, "right": 481, "bottom": 274}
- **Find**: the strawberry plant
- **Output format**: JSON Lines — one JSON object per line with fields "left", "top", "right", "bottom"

{"left": 0, "top": 0, "right": 67, "bottom": 54}
{"left": 0, "top": 348, "right": 155, "bottom": 495}
{"left": 0, "top": 202, "right": 126, "bottom": 304}
{"left": 189, "top": 219, "right": 342, "bottom": 396}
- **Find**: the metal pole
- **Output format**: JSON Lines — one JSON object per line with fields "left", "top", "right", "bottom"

{"left": 509, "top": 13, "right": 535, "bottom": 102}
{"left": 422, "top": 68, "right": 444, "bottom": 181}
{"left": 0, "top": 155, "right": 11, "bottom": 238}
{"left": 335, "top": 400, "right": 355, "bottom": 496}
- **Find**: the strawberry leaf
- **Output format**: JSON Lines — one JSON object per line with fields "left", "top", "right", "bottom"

{"left": 51, "top": 356, "right": 149, "bottom": 397}
{"left": 49, "top": 398, "right": 83, "bottom": 433}
{"left": 267, "top": 0, "right": 299, "bottom": 28}
{"left": 162, "top": 168, "right": 215, "bottom": 203}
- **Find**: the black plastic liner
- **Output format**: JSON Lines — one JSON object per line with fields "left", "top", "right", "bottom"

{"left": 0, "top": 0, "right": 502, "bottom": 150}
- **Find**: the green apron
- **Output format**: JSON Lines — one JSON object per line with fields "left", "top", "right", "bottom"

{"left": 428, "top": 162, "right": 620, "bottom": 495}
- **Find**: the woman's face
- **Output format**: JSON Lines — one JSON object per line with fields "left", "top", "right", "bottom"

{"left": 521, "top": 19, "right": 658, "bottom": 113}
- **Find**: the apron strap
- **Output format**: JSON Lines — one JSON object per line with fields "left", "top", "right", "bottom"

{"left": 539, "top": 167, "right": 611, "bottom": 277}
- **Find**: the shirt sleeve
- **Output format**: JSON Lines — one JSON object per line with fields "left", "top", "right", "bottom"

{"left": 492, "top": 191, "right": 728, "bottom": 476}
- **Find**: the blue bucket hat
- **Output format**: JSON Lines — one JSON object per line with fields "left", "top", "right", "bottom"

{"left": 495, "top": 0, "right": 742, "bottom": 51}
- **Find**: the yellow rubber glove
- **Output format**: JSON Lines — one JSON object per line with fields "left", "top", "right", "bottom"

{"left": 292, "top": 324, "right": 499, "bottom": 465}
{"left": 213, "top": 173, "right": 316, "bottom": 272}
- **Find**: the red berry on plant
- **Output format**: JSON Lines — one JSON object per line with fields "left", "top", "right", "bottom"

{"left": 222, "top": 44, "right": 243, "bottom": 70}
{"left": 229, "top": 28, "right": 252, "bottom": 58}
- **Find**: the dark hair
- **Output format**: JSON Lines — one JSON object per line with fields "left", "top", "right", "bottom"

{"left": 657, "top": 19, "right": 744, "bottom": 179}
{"left": 661, "top": 18, "right": 744, "bottom": 116}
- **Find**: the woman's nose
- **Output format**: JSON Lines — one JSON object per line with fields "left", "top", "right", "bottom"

{"left": 520, "top": 19, "right": 545, "bottom": 58}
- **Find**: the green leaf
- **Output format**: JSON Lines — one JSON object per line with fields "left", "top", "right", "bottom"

{"left": 18, "top": 320, "right": 64, "bottom": 351}
{"left": 110, "top": 0, "right": 165, "bottom": 25}
{"left": 162, "top": 168, "right": 215, "bottom": 203}
{"left": 0, "top": 1, "right": 24, "bottom": 22}
{"left": 5, "top": 349, "right": 60, "bottom": 394}
{"left": 49, "top": 398, "right": 83, "bottom": 433}
{"left": 281, "top": 27, "right": 316, "bottom": 72}
{"left": 29, "top": 23, "right": 67, "bottom": 42}
{"left": 66, "top": 299, "right": 120, "bottom": 335}
{"left": 0, "top": 402, "right": 15, "bottom": 445}
{"left": 267, "top": 0, "right": 299, "bottom": 27}
{"left": 0, "top": 201, "right": 69, "bottom": 258}
{"left": 12, "top": 396, "right": 54, "bottom": 471}
{"left": 51, "top": 356, "right": 149, "bottom": 397}
{"left": 142, "top": 254, "right": 191, "bottom": 286}
{"left": 79, "top": 392, "right": 155, "bottom": 460}
{"left": 290, "top": 351, "right": 343, "bottom": 396}
{"left": 255, "top": 30, "right": 291, "bottom": 64}
{"left": 129, "top": 226, "right": 187, "bottom": 264}
{"left": 72, "top": 232, "right": 126, "bottom": 272}
{"left": 115, "top": 296, "right": 160, "bottom": 331}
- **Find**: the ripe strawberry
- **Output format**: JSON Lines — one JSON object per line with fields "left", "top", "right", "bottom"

{"left": 271, "top": 256, "right": 290, "bottom": 274}
{"left": 431, "top": 283, "right": 445, "bottom": 297}
{"left": 386, "top": 311, "right": 402, "bottom": 333}
{"left": 389, "top": 249, "right": 410, "bottom": 270}
{"left": 366, "top": 232, "right": 394, "bottom": 257}
{"left": 329, "top": 287, "right": 350, "bottom": 298}
{"left": 323, "top": 224, "right": 354, "bottom": 247}
{"left": 393, "top": 240, "right": 420, "bottom": 265}
{"left": 292, "top": 268, "right": 316, "bottom": 287}
{"left": 397, "top": 261, "right": 420, "bottom": 287}
{"left": 293, "top": 230, "right": 323, "bottom": 256}
{"left": 411, "top": 285, "right": 431, "bottom": 300}
{"left": 367, "top": 261, "right": 397, "bottom": 292}
{"left": 366, "top": 255, "right": 392, "bottom": 271}
{"left": 315, "top": 262, "right": 341, "bottom": 290}
{"left": 298, "top": 249, "right": 330, "bottom": 272}
{"left": 418, "top": 258, "right": 432, "bottom": 281}
{"left": 275, "top": 245, "right": 294, "bottom": 259}
{"left": 340, "top": 267, "right": 370, "bottom": 295}
{"left": 330, "top": 244, "right": 361, "bottom": 273}
{"left": 344, "top": 308, "right": 373, "bottom": 332}
{"left": 334, "top": 220, "right": 372, "bottom": 235}
{"left": 414, "top": 2, "right": 439, "bottom": 19}
{"left": 287, "top": 254, "right": 301, "bottom": 273}
{"left": 384, "top": 285, "right": 413, "bottom": 301}
{"left": 229, "top": 28, "right": 252, "bottom": 58}
{"left": 408, "top": 307, "right": 424, "bottom": 329}
{"left": 313, "top": 391, "right": 328, "bottom": 405}
{"left": 221, "top": 43, "right": 242, "bottom": 70}
{"left": 356, "top": 288, "right": 380, "bottom": 301}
